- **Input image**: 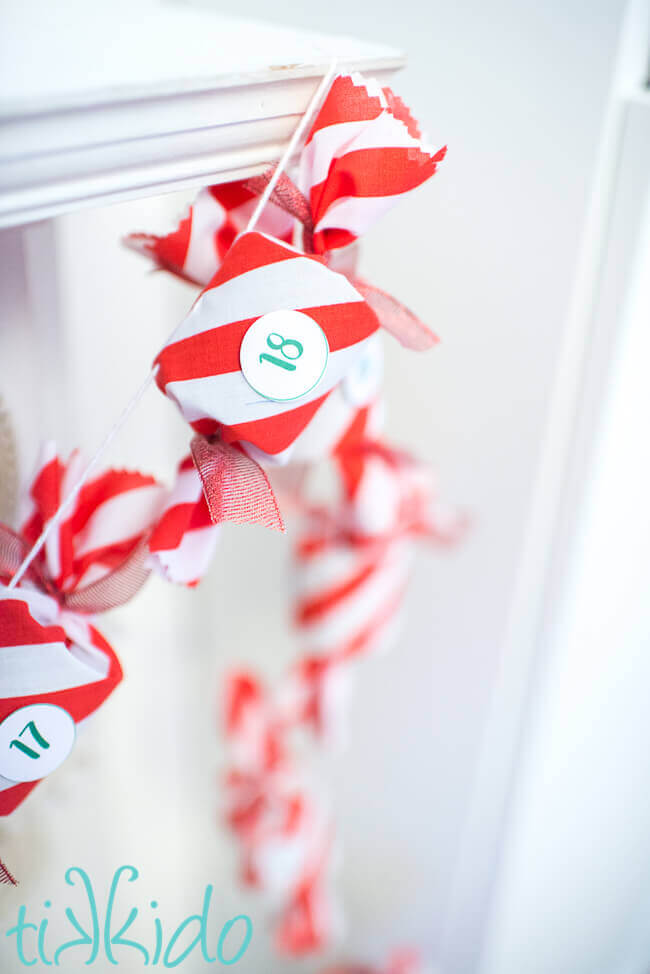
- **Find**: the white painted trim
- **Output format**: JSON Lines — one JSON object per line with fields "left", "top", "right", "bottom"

{"left": 0, "top": 10, "right": 403, "bottom": 230}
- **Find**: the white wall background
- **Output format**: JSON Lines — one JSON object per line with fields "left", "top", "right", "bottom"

{"left": 481, "top": 108, "right": 650, "bottom": 974}
{"left": 2, "top": 1, "right": 648, "bottom": 973}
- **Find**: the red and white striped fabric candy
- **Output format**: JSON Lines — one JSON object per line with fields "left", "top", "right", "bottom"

{"left": 279, "top": 652, "right": 353, "bottom": 742}
{"left": 241, "top": 773, "right": 336, "bottom": 956}
{"left": 293, "top": 527, "right": 412, "bottom": 667}
{"left": 148, "top": 455, "right": 220, "bottom": 586}
{"left": 335, "top": 441, "right": 466, "bottom": 545}
{"left": 223, "top": 670, "right": 286, "bottom": 775}
{"left": 276, "top": 854, "right": 337, "bottom": 956}
{"left": 288, "top": 444, "right": 465, "bottom": 740}
{"left": 222, "top": 671, "right": 338, "bottom": 953}
{"left": 227, "top": 769, "right": 336, "bottom": 955}
{"left": 0, "top": 589, "right": 123, "bottom": 815}
{"left": 312, "top": 329, "right": 385, "bottom": 464}
{"left": 298, "top": 72, "right": 446, "bottom": 254}
{"left": 243, "top": 331, "right": 384, "bottom": 471}
{"left": 222, "top": 671, "right": 293, "bottom": 883}
{"left": 154, "top": 231, "right": 380, "bottom": 466}
{"left": 125, "top": 181, "right": 294, "bottom": 287}
{"left": 247, "top": 788, "right": 329, "bottom": 900}
{"left": 20, "top": 442, "right": 166, "bottom": 592}
{"left": 0, "top": 443, "right": 168, "bottom": 814}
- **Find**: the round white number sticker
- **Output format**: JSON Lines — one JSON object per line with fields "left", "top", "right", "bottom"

{"left": 240, "top": 310, "right": 329, "bottom": 402}
{"left": 0, "top": 704, "right": 76, "bottom": 783}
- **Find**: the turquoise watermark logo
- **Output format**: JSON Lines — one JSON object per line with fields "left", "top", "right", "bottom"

{"left": 5, "top": 865, "right": 253, "bottom": 967}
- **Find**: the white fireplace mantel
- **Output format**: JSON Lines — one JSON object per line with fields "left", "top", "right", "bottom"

{"left": 0, "top": 1, "right": 403, "bottom": 227}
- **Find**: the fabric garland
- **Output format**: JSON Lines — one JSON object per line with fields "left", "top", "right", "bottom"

{"left": 1, "top": 66, "right": 461, "bottom": 969}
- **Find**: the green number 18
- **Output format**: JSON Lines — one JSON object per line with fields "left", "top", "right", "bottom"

{"left": 259, "top": 332, "right": 303, "bottom": 372}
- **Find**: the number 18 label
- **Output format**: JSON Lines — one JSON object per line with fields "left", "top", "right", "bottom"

{"left": 240, "top": 310, "right": 329, "bottom": 402}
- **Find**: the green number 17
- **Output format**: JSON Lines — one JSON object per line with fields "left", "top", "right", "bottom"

{"left": 10, "top": 721, "right": 50, "bottom": 759}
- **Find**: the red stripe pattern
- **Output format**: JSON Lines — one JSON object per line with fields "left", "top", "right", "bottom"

{"left": 219, "top": 442, "right": 463, "bottom": 950}
{"left": 290, "top": 441, "right": 465, "bottom": 739}
{"left": 0, "top": 592, "right": 123, "bottom": 816}
{"left": 299, "top": 73, "right": 446, "bottom": 254}
{"left": 148, "top": 455, "right": 220, "bottom": 586}
{"left": 222, "top": 671, "right": 337, "bottom": 955}
{"left": 154, "top": 231, "right": 380, "bottom": 465}
{"left": 334, "top": 441, "right": 467, "bottom": 544}
{"left": 20, "top": 443, "right": 166, "bottom": 592}
{"left": 125, "top": 182, "right": 294, "bottom": 287}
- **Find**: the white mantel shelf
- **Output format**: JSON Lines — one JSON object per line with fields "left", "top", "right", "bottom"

{"left": 0, "top": 1, "right": 404, "bottom": 228}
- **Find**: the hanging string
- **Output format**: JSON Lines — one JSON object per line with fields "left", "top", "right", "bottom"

{"left": 3, "top": 59, "right": 337, "bottom": 595}
{"left": 245, "top": 60, "right": 337, "bottom": 233}
{"left": 5, "top": 370, "right": 156, "bottom": 591}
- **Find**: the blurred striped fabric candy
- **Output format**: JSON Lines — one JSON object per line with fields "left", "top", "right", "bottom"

{"left": 125, "top": 181, "right": 294, "bottom": 287}
{"left": 222, "top": 671, "right": 337, "bottom": 955}
{"left": 293, "top": 529, "right": 412, "bottom": 666}
{"left": 289, "top": 440, "right": 464, "bottom": 741}
{"left": 334, "top": 441, "right": 466, "bottom": 546}
{"left": 275, "top": 855, "right": 338, "bottom": 956}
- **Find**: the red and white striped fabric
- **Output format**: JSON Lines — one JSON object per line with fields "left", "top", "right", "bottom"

{"left": 20, "top": 443, "right": 166, "bottom": 592}
{"left": 222, "top": 671, "right": 338, "bottom": 954}
{"left": 222, "top": 671, "right": 293, "bottom": 881}
{"left": 293, "top": 528, "right": 412, "bottom": 667}
{"left": 334, "top": 441, "right": 466, "bottom": 545}
{"left": 252, "top": 330, "right": 384, "bottom": 471}
{"left": 226, "top": 765, "right": 336, "bottom": 955}
{"left": 0, "top": 588, "right": 123, "bottom": 815}
{"left": 125, "top": 181, "right": 294, "bottom": 287}
{"left": 275, "top": 854, "right": 337, "bottom": 956}
{"left": 154, "top": 231, "right": 380, "bottom": 466}
{"left": 126, "top": 73, "right": 443, "bottom": 274}
{"left": 298, "top": 73, "right": 446, "bottom": 255}
{"left": 279, "top": 654, "right": 352, "bottom": 741}
{"left": 223, "top": 670, "right": 286, "bottom": 776}
{"left": 246, "top": 788, "right": 330, "bottom": 903}
{"left": 148, "top": 455, "right": 220, "bottom": 586}
{"left": 319, "top": 330, "right": 385, "bottom": 462}
{"left": 288, "top": 443, "right": 464, "bottom": 739}
{"left": 246, "top": 362, "right": 384, "bottom": 470}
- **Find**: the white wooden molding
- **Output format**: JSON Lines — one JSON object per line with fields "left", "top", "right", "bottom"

{"left": 0, "top": 2, "right": 403, "bottom": 228}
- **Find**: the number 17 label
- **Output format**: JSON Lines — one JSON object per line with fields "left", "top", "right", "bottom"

{"left": 0, "top": 704, "right": 75, "bottom": 783}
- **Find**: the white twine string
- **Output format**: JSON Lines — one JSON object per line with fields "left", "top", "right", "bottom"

{"left": 4, "top": 59, "right": 337, "bottom": 594}
{"left": 246, "top": 59, "right": 338, "bottom": 232}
